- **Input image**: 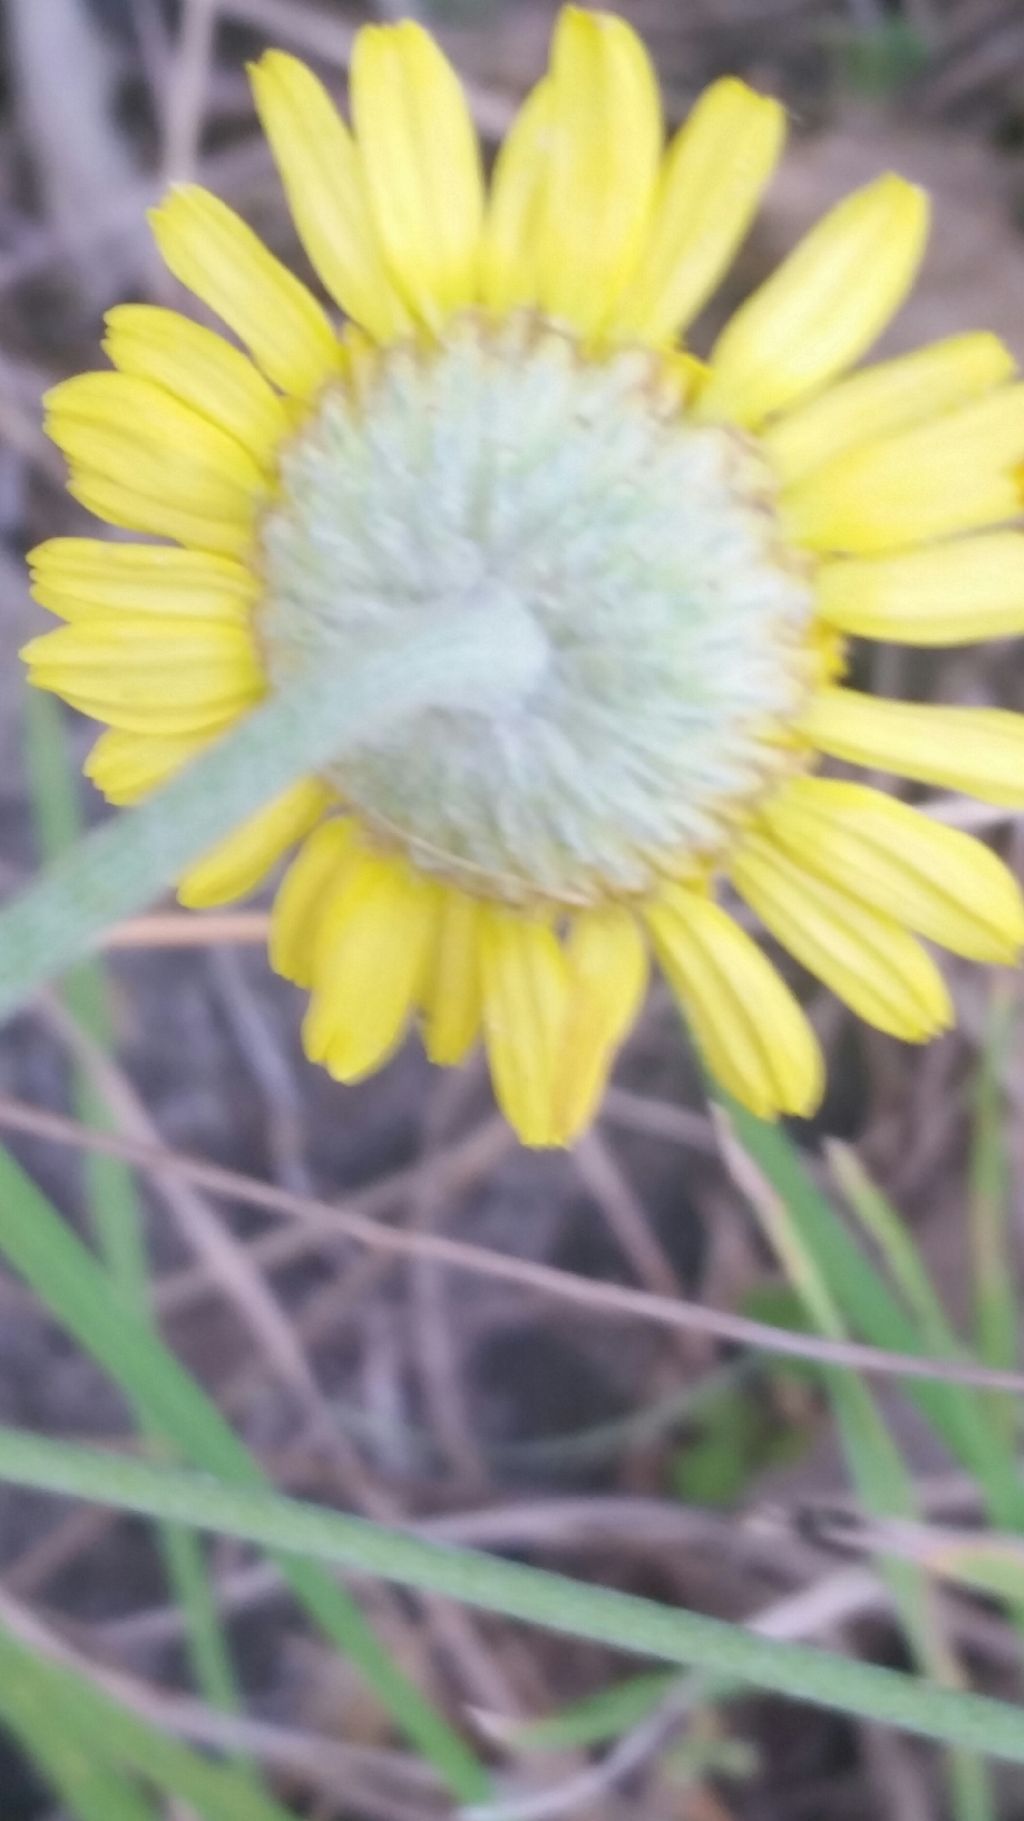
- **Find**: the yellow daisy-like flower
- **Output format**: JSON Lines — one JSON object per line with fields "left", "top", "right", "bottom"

{"left": 23, "top": 9, "right": 1024, "bottom": 1144}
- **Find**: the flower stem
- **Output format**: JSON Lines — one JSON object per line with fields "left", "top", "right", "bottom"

{"left": 0, "top": 604, "right": 546, "bottom": 1025}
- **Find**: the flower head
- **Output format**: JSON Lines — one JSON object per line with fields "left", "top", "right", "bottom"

{"left": 23, "top": 9, "right": 1024, "bottom": 1143}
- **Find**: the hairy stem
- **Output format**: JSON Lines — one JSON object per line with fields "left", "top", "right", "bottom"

{"left": 0, "top": 604, "right": 546, "bottom": 1023}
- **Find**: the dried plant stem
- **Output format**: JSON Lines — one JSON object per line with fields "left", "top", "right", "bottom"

{"left": 4, "top": 1090, "right": 1024, "bottom": 1399}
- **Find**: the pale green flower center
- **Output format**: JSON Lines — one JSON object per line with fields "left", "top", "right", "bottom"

{"left": 258, "top": 316, "right": 816, "bottom": 904}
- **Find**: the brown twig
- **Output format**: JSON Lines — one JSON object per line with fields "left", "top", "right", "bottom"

{"left": 98, "top": 911, "right": 270, "bottom": 950}
{"left": 5, "top": 1091, "right": 1024, "bottom": 1397}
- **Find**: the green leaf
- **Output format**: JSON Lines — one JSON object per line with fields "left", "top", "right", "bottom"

{"left": 840, "top": 18, "right": 929, "bottom": 97}
{"left": 0, "top": 1426, "right": 1023, "bottom": 1768}
{"left": 672, "top": 1390, "right": 760, "bottom": 1507}
{"left": 670, "top": 1380, "right": 809, "bottom": 1507}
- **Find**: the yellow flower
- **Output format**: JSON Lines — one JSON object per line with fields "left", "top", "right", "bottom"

{"left": 23, "top": 9, "right": 1024, "bottom": 1144}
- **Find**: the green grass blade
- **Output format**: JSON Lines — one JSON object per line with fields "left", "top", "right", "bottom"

{"left": 512, "top": 1671, "right": 680, "bottom": 1752}
{"left": 732, "top": 1125, "right": 994, "bottom": 1821}
{"left": 159, "top": 1516, "right": 249, "bottom": 1727}
{"left": 827, "top": 1142, "right": 962, "bottom": 1346}
{"left": 950, "top": 1748, "right": 1000, "bottom": 1821}
{"left": 926, "top": 1535, "right": 1024, "bottom": 1606}
{"left": 829, "top": 1130, "right": 1024, "bottom": 1659}
{"left": 832, "top": 1130, "right": 1023, "bottom": 1502}
{"left": 970, "top": 986, "right": 1019, "bottom": 1438}
{"left": 0, "top": 1145, "right": 487, "bottom": 1803}
{"left": 22, "top": 692, "right": 145, "bottom": 1286}
{"left": 0, "top": 1724, "right": 157, "bottom": 1821}
{"left": 0, "top": 1428, "right": 1023, "bottom": 1766}
{"left": 722, "top": 1100, "right": 1024, "bottom": 1532}
{"left": 511, "top": 1669, "right": 741, "bottom": 1753}
{"left": 23, "top": 690, "right": 250, "bottom": 1752}
{"left": 0, "top": 1673, "right": 159, "bottom": 1821}
{"left": 0, "top": 1624, "right": 293, "bottom": 1821}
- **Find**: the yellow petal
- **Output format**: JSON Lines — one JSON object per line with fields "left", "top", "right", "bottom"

{"left": 765, "top": 333, "right": 1016, "bottom": 487}
{"left": 815, "top": 533, "right": 1024, "bottom": 645}
{"left": 422, "top": 888, "right": 483, "bottom": 1066}
{"left": 270, "top": 818, "right": 358, "bottom": 988}
{"left": 104, "top": 305, "right": 290, "bottom": 471}
{"left": 46, "top": 372, "right": 267, "bottom": 557}
{"left": 783, "top": 384, "right": 1024, "bottom": 554}
{"left": 149, "top": 185, "right": 339, "bottom": 397}
{"left": 51, "top": 418, "right": 261, "bottom": 521}
{"left": 479, "top": 905, "right": 570, "bottom": 1147}
{"left": 28, "top": 538, "right": 257, "bottom": 624}
{"left": 65, "top": 473, "right": 255, "bottom": 558}
{"left": 85, "top": 728, "right": 210, "bottom": 805}
{"left": 731, "top": 830, "right": 953, "bottom": 1041}
{"left": 178, "top": 778, "right": 330, "bottom": 909}
{"left": 645, "top": 886, "right": 823, "bottom": 1119}
{"left": 351, "top": 21, "right": 483, "bottom": 327}
{"left": 537, "top": 7, "right": 662, "bottom": 337}
{"left": 47, "top": 372, "right": 267, "bottom": 496}
{"left": 553, "top": 905, "right": 648, "bottom": 1142}
{"left": 762, "top": 777, "right": 1024, "bottom": 963}
{"left": 21, "top": 616, "right": 263, "bottom": 735}
{"left": 249, "top": 51, "right": 413, "bottom": 344}
{"left": 479, "top": 79, "right": 552, "bottom": 315}
{"left": 613, "top": 78, "right": 785, "bottom": 344}
{"left": 803, "top": 688, "right": 1024, "bottom": 808}
{"left": 303, "top": 851, "right": 438, "bottom": 1081}
{"left": 701, "top": 175, "right": 929, "bottom": 427}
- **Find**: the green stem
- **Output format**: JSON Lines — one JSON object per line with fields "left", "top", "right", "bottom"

{"left": 23, "top": 691, "right": 253, "bottom": 1771}
{"left": 0, "top": 605, "right": 545, "bottom": 1024}
{"left": 1, "top": 1426, "right": 1024, "bottom": 1767}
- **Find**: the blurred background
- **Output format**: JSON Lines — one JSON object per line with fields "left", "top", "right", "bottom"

{"left": 1, "top": 1, "right": 1024, "bottom": 1816}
